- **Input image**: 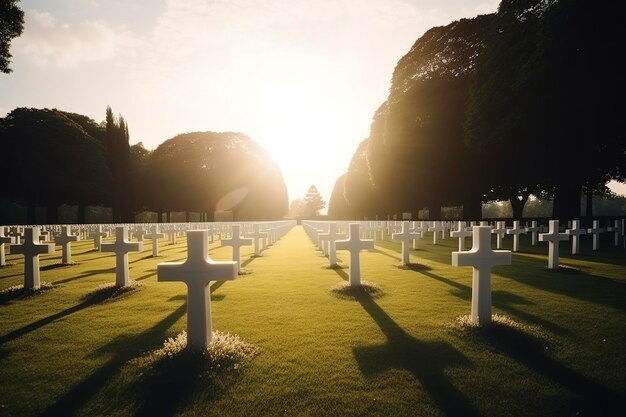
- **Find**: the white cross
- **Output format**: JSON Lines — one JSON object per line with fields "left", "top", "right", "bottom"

{"left": 246, "top": 224, "right": 268, "bottom": 256}
{"left": 606, "top": 220, "right": 621, "bottom": 247}
{"left": 587, "top": 220, "right": 604, "bottom": 251}
{"left": 335, "top": 223, "right": 374, "bottom": 286}
{"left": 392, "top": 221, "right": 421, "bottom": 265}
{"left": 157, "top": 230, "right": 238, "bottom": 350}
{"left": 450, "top": 221, "right": 472, "bottom": 251}
{"left": 566, "top": 220, "right": 586, "bottom": 255}
{"left": 89, "top": 225, "right": 108, "bottom": 251}
{"left": 525, "top": 221, "right": 541, "bottom": 246}
{"left": 145, "top": 226, "right": 165, "bottom": 257}
{"left": 505, "top": 221, "right": 526, "bottom": 252}
{"left": 101, "top": 226, "right": 143, "bottom": 287}
{"left": 538, "top": 220, "right": 570, "bottom": 269}
{"left": 221, "top": 225, "right": 253, "bottom": 273}
{"left": 10, "top": 227, "right": 55, "bottom": 290}
{"left": 0, "top": 227, "right": 15, "bottom": 266}
{"left": 452, "top": 226, "right": 511, "bottom": 325}
{"left": 55, "top": 225, "right": 80, "bottom": 264}
{"left": 428, "top": 221, "right": 446, "bottom": 245}
{"left": 410, "top": 221, "right": 427, "bottom": 249}
{"left": 318, "top": 223, "right": 345, "bottom": 267}
{"left": 491, "top": 221, "right": 507, "bottom": 249}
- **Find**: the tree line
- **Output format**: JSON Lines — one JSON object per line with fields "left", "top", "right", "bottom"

{"left": 329, "top": 0, "right": 625, "bottom": 221}
{"left": 0, "top": 107, "right": 289, "bottom": 224}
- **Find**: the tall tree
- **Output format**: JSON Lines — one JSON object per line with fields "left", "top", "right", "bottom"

{"left": 104, "top": 106, "right": 134, "bottom": 222}
{"left": 0, "top": 0, "right": 24, "bottom": 73}
{"left": 303, "top": 185, "right": 325, "bottom": 217}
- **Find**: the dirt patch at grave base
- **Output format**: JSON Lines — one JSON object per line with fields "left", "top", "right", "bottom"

{"left": 448, "top": 314, "right": 549, "bottom": 345}
{"left": 394, "top": 263, "right": 432, "bottom": 271}
{"left": 0, "top": 281, "right": 57, "bottom": 302}
{"left": 329, "top": 281, "right": 385, "bottom": 300}
{"left": 81, "top": 280, "right": 143, "bottom": 302}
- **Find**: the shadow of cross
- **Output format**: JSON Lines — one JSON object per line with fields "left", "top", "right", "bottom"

{"left": 352, "top": 293, "right": 479, "bottom": 417}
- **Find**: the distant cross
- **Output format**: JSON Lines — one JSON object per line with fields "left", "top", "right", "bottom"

{"left": 606, "top": 220, "right": 621, "bottom": 247}
{"left": 392, "top": 221, "right": 421, "bottom": 265}
{"left": 246, "top": 224, "right": 268, "bottom": 256}
{"left": 89, "top": 225, "right": 108, "bottom": 251}
{"left": 429, "top": 221, "right": 446, "bottom": 245}
{"left": 0, "top": 227, "right": 15, "bottom": 266}
{"left": 491, "top": 221, "right": 507, "bottom": 249}
{"left": 101, "top": 226, "right": 144, "bottom": 287}
{"left": 440, "top": 222, "right": 450, "bottom": 239}
{"left": 55, "top": 225, "right": 80, "bottom": 264}
{"left": 410, "top": 221, "right": 426, "bottom": 249}
{"left": 335, "top": 223, "right": 374, "bottom": 287}
{"left": 525, "top": 221, "right": 541, "bottom": 246}
{"left": 221, "top": 225, "right": 253, "bottom": 273}
{"left": 587, "top": 220, "right": 604, "bottom": 251}
{"left": 132, "top": 226, "right": 145, "bottom": 242}
{"left": 452, "top": 226, "right": 511, "bottom": 325}
{"left": 566, "top": 220, "right": 586, "bottom": 255}
{"left": 145, "top": 225, "right": 165, "bottom": 257}
{"left": 10, "top": 227, "right": 55, "bottom": 290}
{"left": 450, "top": 221, "right": 472, "bottom": 251}
{"left": 318, "top": 222, "right": 345, "bottom": 267}
{"left": 157, "top": 230, "right": 238, "bottom": 350}
{"left": 8, "top": 226, "right": 22, "bottom": 245}
{"left": 505, "top": 221, "right": 526, "bottom": 252}
{"left": 538, "top": 220, "right": 570, "bottom": 269}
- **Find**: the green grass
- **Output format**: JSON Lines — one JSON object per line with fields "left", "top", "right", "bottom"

{"left": 0, "top": 227, "right": 624, "bottom": 417}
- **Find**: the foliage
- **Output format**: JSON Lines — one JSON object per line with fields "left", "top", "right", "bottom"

{"left": 303, "top": 185, "right": 325, "bottom": 217}
{"left": 0, "top": 0, "right": 23, "bottom": 73}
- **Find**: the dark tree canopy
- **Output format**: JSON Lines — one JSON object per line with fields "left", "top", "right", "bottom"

{"left": 303, "top": 185, "right": 325, "bottom": 217}
{"left": 0, "top": 108, "right": 112, "bottom": 222}
{"left": 141, "top": 131, "right": 288, "bottom": 220}
{"left": 0, "top": 0, "right": 24, "bottom": 73}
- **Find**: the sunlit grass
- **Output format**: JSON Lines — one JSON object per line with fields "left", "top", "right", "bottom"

{"left": 0, "top": 227, "right": 624, "bottom": 417}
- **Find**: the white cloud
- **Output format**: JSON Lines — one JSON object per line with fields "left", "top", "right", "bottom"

{"left": 13, "top": 10, "right": 126, "bottom": 68}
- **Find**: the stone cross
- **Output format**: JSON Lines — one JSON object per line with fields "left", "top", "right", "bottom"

{"left": 452, "top": 226, "right": 511, "bottom": 325}
{"left": 566, "top": 220, "right": 586, "bottom": 255}
{"left": 525, "top": 221, "right": 541, "bottom": 246}
{"left": 54, "top": 225, "right": 80, "bottom": 264}
{"left": 318, "top": 222, "right": 345, "bottom": 267}
{"left": 410, "top": 222, "right": 427, "bottom": 249}
{"left": 587, "top": 220, "right": 604, "bottom": 251}
{"left": 505, "top": 221, "right": 526, "bottom": 252}
{"left": 246, "top": 224, "right": 268, "bottom": 256}
{"left": 10, "top": 227, "right": 55, "bottom": 290}
{"left": 145, "top": 226, "right": 165, "bottom": 257}
{"left": 450, "top": 221, "right": 472, "bottom": 251}
{"left": 538, "top": 220, "right": 570, "bottom": 269}
{"left": 606, "top": 220, "right": 621, "bottom": 247}
{"left": 221, "top": 225, "right": 253, "bottom": 273}
{"left": 335, "top": 223, "right": 374, "bottom": 287}
{"left": 89, "top": 225, "right": 108, "bottom": 251}
{"left": 101, "top": 226, "right": 144, "bottom": 287}
{"left": 157, "top": 230, "right": 238, "bottom": 350}
{"left": 428, "top": 221, "right": 446, "bottom": 245}
{"left": 491, "top": 221, "right": 507, "bottom": 249}
{"left": 0, "top": 227, "right": 15, "bottom": 266}
{"left": 392, "top": 221, "right": 421, "bottom": 265}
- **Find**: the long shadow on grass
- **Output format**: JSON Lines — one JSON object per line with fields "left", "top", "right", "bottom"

{"left": 471, "top": 324, "right": 621, "bottom": 416}
{"left": 0, "top": 289, "right": 122, "bottom": 345}
{"left": 413, "top": 269, "right": 569, "bottom": 335}
{"left": 38, "top": 303, "right": 189, "bottom": 417}
{"left": 351, "top": 292, "right": 480, "bottom": 417}
{"left": 497, "top": 253, "right": 626, "bottom": 312}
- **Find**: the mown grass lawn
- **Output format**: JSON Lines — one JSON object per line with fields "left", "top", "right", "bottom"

{"left": 0, "top": 225, "right": 624, "bottom": 417}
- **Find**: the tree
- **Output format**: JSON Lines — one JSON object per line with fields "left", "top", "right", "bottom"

{"left": 104, "top": 106, "right": 134, "bottom": 222}
{"left": 0, "top": 108, "right": 112, "bottom": 223}
{"left": 141, "top": 131, "right": 288, "bottom": 221}
{"left": 0, "top": 0, "right": 24, "bottom": 74}
{"left": 465, "top": 0, "right": 626, "bottom": 221}
{"left": 303, "top": 185, "right": 325, "bottom": 217}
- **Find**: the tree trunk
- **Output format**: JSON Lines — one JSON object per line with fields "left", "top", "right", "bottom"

{"left": 429, "top": 205, "right": 442, "bottom": 220}
{"left": 552, "top": 183, "right": 582, "bottom": 221}
{"left": 78, "top": 204, "right": 86, "bottom": 223}
{"left": 462, "top": 194, "right": 483, "bottom": 221}
{"left": 509, "top": 193, "right": 530, "bottom": 221}
{"left": 27, "top": 201, "right": 37, "bottom": 224}
{"left": 185, "top": 211, "right": 190, "bottom": 222}
{"left": 46, "top": 203, "right": 59, "bottom": 224}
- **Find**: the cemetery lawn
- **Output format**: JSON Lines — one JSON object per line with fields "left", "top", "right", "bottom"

{"left": 1, "top": 226, "right": 624, "bottom": 417}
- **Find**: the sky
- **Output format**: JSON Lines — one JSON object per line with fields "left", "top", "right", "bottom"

{"left": 2, "top": 0, "right": 625, "bottom": 210}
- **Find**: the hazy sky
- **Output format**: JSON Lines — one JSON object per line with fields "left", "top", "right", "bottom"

{"left": 4, "top": 0, "right": 623, "bottom": 207}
